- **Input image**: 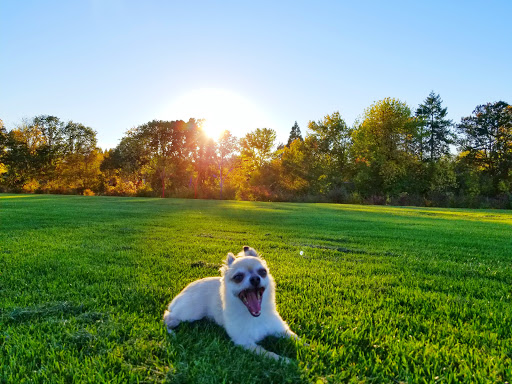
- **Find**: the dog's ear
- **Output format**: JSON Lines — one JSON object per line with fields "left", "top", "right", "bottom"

{"left": 226, "top": 252, "right": 236, "bottom": 265}
{"left": 243, "top": 246, "right": 259, "bottom": 257}
{"left": 220, "top": 252, "right": 236, "bottom": 276}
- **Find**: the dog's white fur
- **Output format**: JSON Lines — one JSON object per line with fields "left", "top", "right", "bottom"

{"left": 163, "top": 247, "right": 297, "bottom": 360}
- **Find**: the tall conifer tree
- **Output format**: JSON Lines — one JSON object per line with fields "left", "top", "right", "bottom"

{"left": 287, "top": 121, "right": 303, "bottom": 146}
{"left": 415, "top": 92, "right": 453, "bottom": 161}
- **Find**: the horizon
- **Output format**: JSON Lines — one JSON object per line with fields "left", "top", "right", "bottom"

{"left": 1, "top": 0, "right": 511, "bottom": 150}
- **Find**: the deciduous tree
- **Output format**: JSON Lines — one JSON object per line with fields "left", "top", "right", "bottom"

{"left": 351, "top": 98, "right": 417, "bottom": 196}
{"left": 235, "top": 128, "right": 277, "bottom": 200}
{"left": 457, "top": 101, "right": 512, "bottom": 194}
{"left": 216, "top": 130, "right": 238, "bottom": 199}
{"left": 307, "top": 111, "right": 351, "bottom": 191}
{"left": 191, "top": 124, "right": 216, "bottom": 198}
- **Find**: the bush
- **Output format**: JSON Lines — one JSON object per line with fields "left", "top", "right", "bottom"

{"left": 104, "top": 178, "right": 138, "bottom": 196}
{"left": 347, "top": 192, "right": 363, "bottom": 205}
{"left": 136, "top": 183, "right": 154, "bottom": 197}
{"left": 325, "top": 186, "right": 350, "bottom": 204}
{"left": 365, "top": 195, "right": 386, "bottom": 205}
{"left": 22, "top": 179, "right": 40, "bottom": 193}
{"left": 172, "top": 186, "right": 195, "bottom": 199}
{"left": 236, "top": 185, "right": 276, "bottom": 201}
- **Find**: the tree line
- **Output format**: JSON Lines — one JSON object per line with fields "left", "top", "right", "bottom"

{"left": 1, "top": 92, "right": 512, "bottom": 208}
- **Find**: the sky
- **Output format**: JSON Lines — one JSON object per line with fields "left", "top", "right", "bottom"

{"left": 1, "top": 0, "right": 511, "bottom": 149}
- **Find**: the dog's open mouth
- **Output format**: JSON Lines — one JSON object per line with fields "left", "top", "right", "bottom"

{"left": 238, "top": 287, "right": 265, "bottom": 317}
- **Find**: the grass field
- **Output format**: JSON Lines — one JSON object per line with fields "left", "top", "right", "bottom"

{"left": 1, "top": 194, "right": 511, "bottom": 383}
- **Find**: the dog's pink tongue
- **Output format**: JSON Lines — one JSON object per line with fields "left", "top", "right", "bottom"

{"left": 245, "top": 290, "right": 261, "bottom": 316}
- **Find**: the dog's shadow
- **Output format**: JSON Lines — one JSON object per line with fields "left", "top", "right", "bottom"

{"left": 166, "top": 320, "right": 304, "bottom": 382}
{"left": 258, "top": 334, "right": 298, "bottom": 360}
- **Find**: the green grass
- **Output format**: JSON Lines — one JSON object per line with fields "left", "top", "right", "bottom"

{"left": 1, "top": 194, "right": 511, "bottom": 383}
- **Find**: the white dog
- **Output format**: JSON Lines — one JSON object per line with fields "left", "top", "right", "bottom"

{"left": 164, "top": 246, "right": 297, "bottom": 360}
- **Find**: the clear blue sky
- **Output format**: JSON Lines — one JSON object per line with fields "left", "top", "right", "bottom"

{"left": 2, "top": 0, "right": 511, "bottom": 149}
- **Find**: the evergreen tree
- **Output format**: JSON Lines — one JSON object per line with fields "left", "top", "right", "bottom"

{"left": 287, "top": 121, "right": 303, "bottom": 146}
{"left": 415, "top": 92, "right": 453, "bottom": 161}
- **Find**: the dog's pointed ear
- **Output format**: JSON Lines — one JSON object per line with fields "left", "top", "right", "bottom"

{"left": 226, "top": 252, "right": 236, "bottom": 266}
{"left": 243, "top": 246, "right": 259, "bottom": 257}
{"left": 220, "top": 252, "right": 236, "bottom": 276}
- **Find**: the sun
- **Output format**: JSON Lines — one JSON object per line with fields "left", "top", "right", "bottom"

{"left": 164, "top": 88, "right": 273, "bottom": 139}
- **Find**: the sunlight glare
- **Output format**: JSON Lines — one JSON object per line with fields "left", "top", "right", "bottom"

{"left": 164, "top": 88, "right": 273, "bottom": 139}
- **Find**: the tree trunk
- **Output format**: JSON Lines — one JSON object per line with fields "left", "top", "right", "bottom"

{"left": 219, "top": 158, "right": 223, "bottom": 200}
{"left": 161, "top": 171, "right": 165, "bottom": 198}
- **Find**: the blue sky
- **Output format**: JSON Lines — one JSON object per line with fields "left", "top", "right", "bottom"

{"left": 1, "top": 0, "right": 511, "bottom": 149}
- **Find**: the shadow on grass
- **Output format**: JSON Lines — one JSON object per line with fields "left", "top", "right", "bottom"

{"left": 4, "top": 301, "right": 88, "bottom": 324}
{"left": 166, "top": 319, "right": 305, "bottom": 384}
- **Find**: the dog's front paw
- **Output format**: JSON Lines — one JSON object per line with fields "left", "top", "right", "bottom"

{"left": 262, "top": 350, "right": 293, "bottom": 364}
{"left": 277, "top": 355, "right": 293, "bottom": 364}
{"left": 264, "top": 350, "right": 281, "bottom": 360}
{"left": 243, "top": 344, "right": 292, "bottom": 362}
{"left": 163, "top": 310, "right": 181, "bottom": 332}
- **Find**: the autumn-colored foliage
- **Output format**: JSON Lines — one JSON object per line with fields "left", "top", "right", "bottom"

{"left": 2, "top": 96, "right": 512, "bottom": 208}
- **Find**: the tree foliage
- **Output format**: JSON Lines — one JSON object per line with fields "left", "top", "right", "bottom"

{"left": 3, "top": 95, "right": 512, "bottom": 208}
{"left": 457, "top": 101, "right": 512, "bottom": 194}
{"left": 307, "top": 111, "right": 351, "bottom": 191}
{"left": 351, "top": 98, "right": 417, "bottom": 196}
{"left": 415, "top": 91, "right": 453, "bottom": 162}
{"left": 287, "top": 121, "right": 303, "bottom": 146}
{"left": 216, "top": 130, "right": 238, "bottom": 199}
{"left": 0, "top": 115, "right": 100, "bottom": 193}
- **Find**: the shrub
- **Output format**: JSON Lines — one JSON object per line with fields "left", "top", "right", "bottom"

{"left": 22, "top": 179, "right": 40, "bottom": 193}
{"left": 325, "top": 186, "right": 350, "bottom": 204}
{"left": 365, "top": 195, "right": 386, "bottom": 205}
{"left": 136, "top": 183, "right": 154, "bottom": 197}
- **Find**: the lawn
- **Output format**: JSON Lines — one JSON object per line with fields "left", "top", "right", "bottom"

{"left": 1, "top": 194, "right": 511, "bottom": 383}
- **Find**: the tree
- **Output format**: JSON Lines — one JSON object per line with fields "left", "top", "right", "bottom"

{"left": 56, "top": 149, "right": 103, "bottom": 194}
{"left": 104, "top": 119, "right": 199, "bottom": 197}
{"left": 2, "top": 122, "right": 45, "bottom": 189}
{"left": 235, "top": 128, "right": 277, "bottom": 200}
{"left": 287, "top": 121, "right": 303, "bottom": 146}
{"left": 240, "top": 128, "right": 276, "bottom": 170}
{"left": 0, "top": 116, "right": 99, "bottom": 193}
{"left": 56, "top": 122, "right": 99, "bottom": 193}
{"left": 62, "top": 121, "right": 97, "bottom": 156}
{"left": 190, "top": 124, "right": 216, "bottom": 198}
{"left": 141, "top": 119, "right": 193, "bottom": 197}
{"left": 32, "top": 115, "right": 66, "bottom": 179}
{"left": 307, "top": 111, "right": 351, "bottom": 191}
{"left": 351, "top": 98, "right": 417, "bottom": 196}
{"left": 274, "top": 137, "right": 310, "bottom": 195}
{"left": 415, "top": 91, "right": 453, "bottom": 162}
{"left": 0, "top": 120, "right": 7, "bottom": 182}
{"left": 216, "top": 130, "right": 237, "bottom": 199}
{"left": 105, "top": 128, "right": 151, "bottom": 181}
{"left": 457, "top": 101, "right": 512, "bottom": 194}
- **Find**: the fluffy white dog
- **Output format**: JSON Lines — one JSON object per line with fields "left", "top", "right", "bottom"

{"left": 164, "top": 246, "right": 297, "bottom": 360}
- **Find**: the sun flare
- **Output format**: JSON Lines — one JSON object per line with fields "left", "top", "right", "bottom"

{"left": 164, "top": 88, "right": 273, "bottom": 139}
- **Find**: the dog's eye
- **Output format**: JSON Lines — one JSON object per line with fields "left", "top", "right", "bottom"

{"left": 257, "top": 268, "right": 267, "bottom": 278}
{"left": 232, "top": 273, "right": 244, "bottom": 283}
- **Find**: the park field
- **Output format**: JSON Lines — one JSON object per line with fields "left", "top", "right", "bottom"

{"left": 1, "top": 194, "right": 511, "bottom": 383}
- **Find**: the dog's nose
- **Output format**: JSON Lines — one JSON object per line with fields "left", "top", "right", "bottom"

{"left": 249, "top": 275, "right": 260, "bottom": 287}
